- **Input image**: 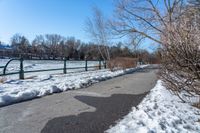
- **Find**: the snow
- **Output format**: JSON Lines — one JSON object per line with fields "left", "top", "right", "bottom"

{"left": 106, "top": 80, "right": 200, "bottom": 133}
{"left": 0, "top": 64, "right": 147, "bottom": 107}
{"left": 0, "top": 59, "right": 99, "bottom": 76}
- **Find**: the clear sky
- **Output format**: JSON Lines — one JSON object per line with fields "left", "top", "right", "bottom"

{"left": 0, "top": 0, "right": 114, "bottom": 44}
{"left": 0, "top": 0, "right": 158, "bottom": 51}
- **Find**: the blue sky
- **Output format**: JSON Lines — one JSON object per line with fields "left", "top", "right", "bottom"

{"left": 0, "top": 0, "right": 114, "bottom": 44}
{"left": 0, "top": 0, "right": 158, "bottom": 51}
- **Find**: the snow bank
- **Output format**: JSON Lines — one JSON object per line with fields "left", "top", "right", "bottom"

{"left": 106, "top": 80, "right": 200, "bottom": 133}
{"left": 0, "top": 65, "right": 146, "bottom": 107}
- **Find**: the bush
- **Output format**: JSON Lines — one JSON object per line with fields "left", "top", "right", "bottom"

{"left": 160, "top": 6, "right": 200, "bottom": 104}
{"left": 107, "top": 57, "right": 137, "bottom": 71}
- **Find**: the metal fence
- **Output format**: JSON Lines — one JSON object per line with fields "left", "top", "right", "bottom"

{"left": 0, "top": 58, "right": 106, "bottom": 79}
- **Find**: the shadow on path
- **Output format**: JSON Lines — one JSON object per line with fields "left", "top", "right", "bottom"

{"left": 41, "top": 93, "right": 148, "bottom": 133}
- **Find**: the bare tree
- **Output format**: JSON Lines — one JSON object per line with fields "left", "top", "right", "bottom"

{"left": 11, "top": 34, "right": 30, "bottom": 57}
{"left": 111, "top": 0, "right": 200, "bottom": 103}
{"left": 85, "top": 7, "right": 111, "bottom": 60}
{"left": 32, "top": 35, "right": 48, "bottom": 59}
{"left": 110, "top": 0, "right": 185, "bottom": 44}
{"left": 45, "top": 34, "right": 65, "bottom": 59}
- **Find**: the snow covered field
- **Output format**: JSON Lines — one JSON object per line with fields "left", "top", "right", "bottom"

{"left": 0, "top": 59, "right": 99, "bottom": 77}
{"left": 106, "top": 80, "right": 200, "bottom": 133}
{"left": 0, "top": 61, "right": 147, "bottom": 107}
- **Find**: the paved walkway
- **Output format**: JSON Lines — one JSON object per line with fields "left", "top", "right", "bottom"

{"left": 0, "top": 67, "right": 158, "bottom": 133}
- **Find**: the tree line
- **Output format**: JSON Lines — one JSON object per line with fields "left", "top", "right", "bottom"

{"left": 0, "top": 34, "right": 160, "bottom": 63}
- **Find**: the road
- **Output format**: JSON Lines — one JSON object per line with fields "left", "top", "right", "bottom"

{"left": 0, "top": 67, "right": 158, "bottom": 133}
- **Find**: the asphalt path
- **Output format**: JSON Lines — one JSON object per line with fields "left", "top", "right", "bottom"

{"left": 0, "top": 66, "right": 158, "bottom": 133}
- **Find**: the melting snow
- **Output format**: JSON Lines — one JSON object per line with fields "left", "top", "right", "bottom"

{"left": 106, "top": 80, "right": 200, "bottom": 133}
{"left": 0, "top": 66, "right": 145, "bottom": 107}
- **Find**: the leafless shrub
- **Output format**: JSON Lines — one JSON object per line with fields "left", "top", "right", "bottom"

{"left": 110, "top": 0, "right": 200, "bottom": 104}
{"left": 94, "top": 64, "right": 100, "bottom": 70}
{"left": 160, "top": 4, "right": 200, "bottom": 103}
{"left": 108, "top": 57, "right": 137, "bottom": 71}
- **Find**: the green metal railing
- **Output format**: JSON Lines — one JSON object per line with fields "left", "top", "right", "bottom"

{"left": 0, "top": 58, "right": 107, "bottom": 79}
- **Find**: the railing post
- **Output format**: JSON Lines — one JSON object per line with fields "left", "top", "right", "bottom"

{"left": 85, "top": 59, "right": 88, "bottom": 71}
{"left": 63, "top": 57, "right": 67, "bottom": 74}
{"left": 3, "top": 66, "right": 6, "bottom": 75}
{"left": 99, "top": 60, "right": 101, "bottom": 70}
{"left": 19, "top": 58, "right": 24, "bottom": 79}
{"left": 104, "top": 60, "right": 106, "bottom": 69}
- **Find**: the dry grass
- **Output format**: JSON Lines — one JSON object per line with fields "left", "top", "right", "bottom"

{"left": 0, "top": 77, "right": 7, "bottom": 83}
{"left": 25, "top": 76, "right": 37, "bottom": 79}
{"left": 193, "top": 103, "right": 200, "bottom": 109}
{"left": 94, "top": 64, "right": 100, "bottom": 70}
{"left": 108, "top": 57, "right": 138, "bottom": 71}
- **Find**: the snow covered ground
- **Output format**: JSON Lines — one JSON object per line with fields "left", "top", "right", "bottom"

{"left": 0, "top": 64, "right": 147, "bottom": 107}
{"left": 0, "top": 59, "right": 99, "bottom": 76}
{"left": 106, "top": 80, "right": 200, "bottom": 133}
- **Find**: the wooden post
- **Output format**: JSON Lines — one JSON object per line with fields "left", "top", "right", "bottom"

{"left": 85, "top": 59, "right": 88, "bottom": 71}
{"left": 63, "top": 57, "right": 67, "bottom": 74}
{"left": 99, "top": 60, "right": 101, "bottom": 70}
{"left": 19, "top": 58, "right": 24, "bottom": 79}
{"left": 104, "top": 60, "right": 106, "bottom": 69}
